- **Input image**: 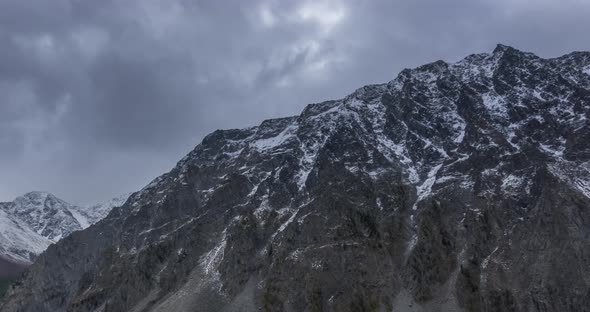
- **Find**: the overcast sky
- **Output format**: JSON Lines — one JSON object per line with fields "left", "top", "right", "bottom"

{"left": 1, "top": 0, "right": 590, "bottom": 205}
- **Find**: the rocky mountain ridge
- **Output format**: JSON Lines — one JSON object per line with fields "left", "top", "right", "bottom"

{"left": 2, "top": 44, "right": 589, "bottom": 312}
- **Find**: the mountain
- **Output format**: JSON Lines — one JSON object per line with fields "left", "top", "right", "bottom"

{"left": 0, "top": 192, "right": 81, "bottom": 265}
{"left": 4, "top": 192, "right": 86, "bottom": 242}
{"left": 0, "top": 192, "right": 130, "bottom": 265}
{"left": 2, "top": 45, "right": 590, "bottom": 312}
{"left": 77, "top": 193, "right": 133, "bottom": 226}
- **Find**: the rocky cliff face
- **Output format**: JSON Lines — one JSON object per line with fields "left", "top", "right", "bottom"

{"left": 2, "top": 45, "right": 590, "bottom": 312}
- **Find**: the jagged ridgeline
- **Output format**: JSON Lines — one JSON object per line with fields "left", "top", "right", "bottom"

{"left": 2, "top": 45, "right": 590, "bottom": 312}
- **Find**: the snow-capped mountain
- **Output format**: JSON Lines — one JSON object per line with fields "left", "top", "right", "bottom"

{"left": 2, "top": 45, "right": 590, "bottom": 312}
{"left": 0, "top": 192, "right": 130, "bottom": 265}
{"left": 4, "top": 192, "right": 85, "bottom": 242}
{"left": 74, "top": 193, "right": 132, "bottom": 226}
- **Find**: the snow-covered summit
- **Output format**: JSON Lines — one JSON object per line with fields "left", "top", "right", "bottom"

{"left": 0, "top": 192, "right": 130, "bottom": 265}
{"left": 6, "top": 191, "right": 83, "bottom": 241}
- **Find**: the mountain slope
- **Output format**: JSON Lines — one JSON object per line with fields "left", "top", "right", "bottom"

{"left": 0, "top": 259, "right": 26, "bottom": 301}
{"left": 0, "top": 209, "right": 53, "bottom": 265}
{"left": 2, "top": 45, "right": 590, "bottom": 312}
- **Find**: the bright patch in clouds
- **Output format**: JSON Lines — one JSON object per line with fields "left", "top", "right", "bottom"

{"left": 259, "top": 5, "right": 276, "bottom": 28}
{"left": 296, "top": 1, "right": 348, "bottom": 34}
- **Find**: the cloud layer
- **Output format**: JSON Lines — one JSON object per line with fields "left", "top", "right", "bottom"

{"left": 1, "top": 0, "right": 590, "bottom": 204}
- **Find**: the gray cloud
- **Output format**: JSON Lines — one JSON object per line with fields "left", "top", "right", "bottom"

{"left": 1, "top": 0, "right": 590, "bottom": 204}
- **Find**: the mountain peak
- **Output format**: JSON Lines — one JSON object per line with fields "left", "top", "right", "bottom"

{"left": 19, "top": 191, "right": 53, "bottom": 200}
{"left": 491, "top": 43, "right": 541, "bottom": 62}
{"left": 492, "top": 43, "right": 516, "bottom": 54}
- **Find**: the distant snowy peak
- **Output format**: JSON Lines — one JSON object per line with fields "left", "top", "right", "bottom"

{"left": 5, "top": 191, "right": 82, "bottom": 241}
{"left": 75, "top": 193, "right": 132, "bottom": 225}
{"left": 0, "top": 192, "right": 131, "bottom": 265}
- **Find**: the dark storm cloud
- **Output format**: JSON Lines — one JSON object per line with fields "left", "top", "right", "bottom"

{"left": 1, "top": 0, "right": 590, "bottom": 204}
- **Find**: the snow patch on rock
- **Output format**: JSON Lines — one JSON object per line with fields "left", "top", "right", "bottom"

{"left": 200, "top": 231, "right": 227, "bottom": 278}
{"left": 413, "top": 164, "right": 443, "bottom": 210}
{"left": 481, "top": 93, "right": 508, "bottom": 117}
